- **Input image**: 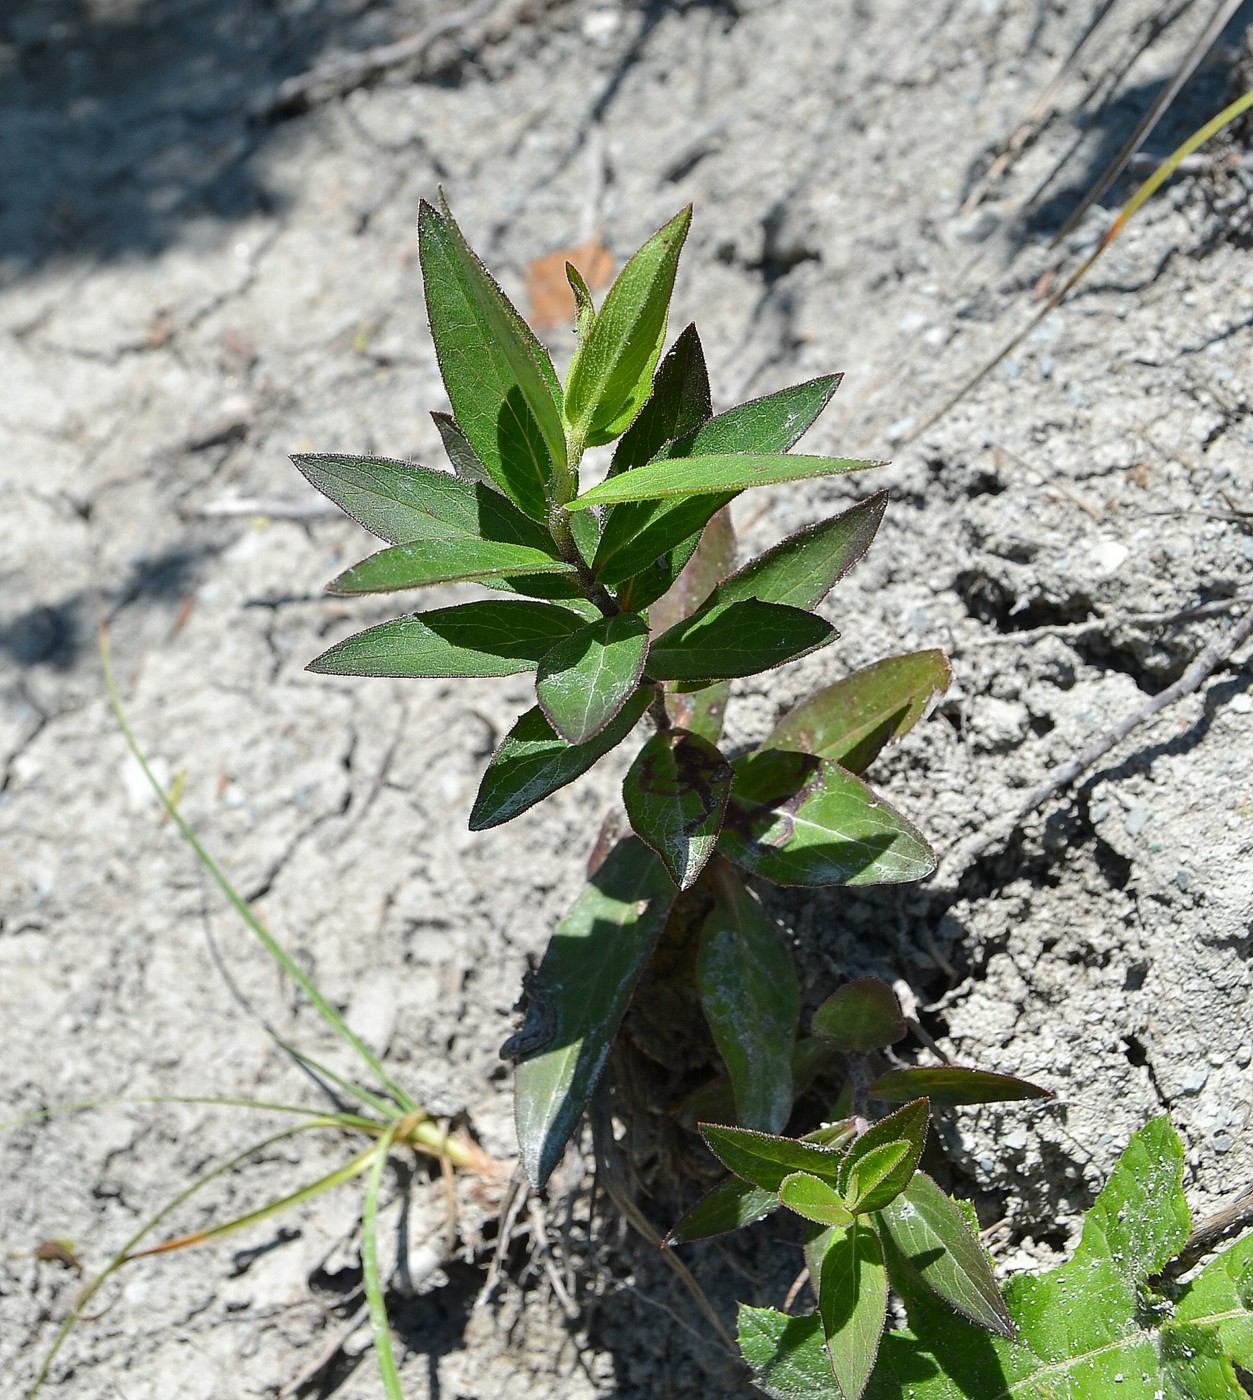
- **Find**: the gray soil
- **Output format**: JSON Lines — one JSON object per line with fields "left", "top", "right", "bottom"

{"left": 2, "top": 0, "right": 1251, "bottom": 1395}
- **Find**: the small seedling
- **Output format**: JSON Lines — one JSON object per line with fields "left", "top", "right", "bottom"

{"left": 297, "top": 198, "right": 1055, "bottom": 1395}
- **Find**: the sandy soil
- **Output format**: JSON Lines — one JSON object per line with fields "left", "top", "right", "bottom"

{"left": 2, "top": 0, "right": 1251, "bottom": 1395}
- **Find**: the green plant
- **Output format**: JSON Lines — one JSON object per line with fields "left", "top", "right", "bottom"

{"left": 741, "top": 1116, "right": 1253, "bottom": 1399}
{"left": 296, "top": 198, "right": 1061, "bottom": 1396}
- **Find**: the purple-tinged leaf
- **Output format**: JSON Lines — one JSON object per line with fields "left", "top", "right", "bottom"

{"left": 866, "top": 1067, "right": 1050, "bottom": 1106}
{"left": 664, "top": 1175, "right": 779, "bottom": 1247}
{"left": 700, "top": 1123, "right": 845, "bottom": 1193}
{"left": 812, "top": 977, "right": 907, "bottom": 1052}
{"left": 623, "top": 730, "right": 732, "bottom": 889}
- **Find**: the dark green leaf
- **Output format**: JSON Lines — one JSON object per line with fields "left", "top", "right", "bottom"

{"left": 839, "top": 1101, "right": 929, "bottom": 1218}
{"left": 877, "top": 1172, "right": 1014, "bottom": 1337}
{"left": 765, "top": 650, "right": 953, "bottom": 776}
{"left": 623, "top": 731, "right": 732, "bottom": 889}
{"left": 513, "top": 838, "right": 675, "bottom": 1188}
{"left": 535, "top": 613, "right": 650, "bottom": 744}
{"left": 419, "top": 199, "right": 565, "bottom": 519}
{"left": 292, "top": 452, "right": 554, "bottom": 551}
{"left": 571, "top": 452, "right": 881, "bottom": 509}
{"left": 326, "top": 536, "right": 575, "bottom": 595}
{"left": 598, "top": 373, "right": 837, "bottom": 591}
{"left": 816, "top": 1219, "right": 889, "bottom": 1400}
{"left": 564, "top": 207, "right": 691, "bottom": 447}
{"left": 610, "top": 322, "right": 711, "bottom": 477}
{"left": 699, "top": 1123, "right": 845, "bottom": 1193}
{"left": 307, "top": 600, "right": 591, "bottom": 678}
{"left": 721, "top": 757, "right": 935, "bottom": 888}
{"left": 713, "top": 491, "right": 888, "bottom": 612}
{"left": 697, "top": 863, "right": 799, "bottom": 1132}
{"left": 779, "top": 1173, "right": 855, "bottom": 1228}
{"left": 664, "top": 1175, "right": 779, "bottom": 1247}
{"left": 866, "top": 1067, "right": 1050, "bottom": 1106}
{"left": 842, "top": 1142, "right": 912, "bottom": 1216}
{"left": 430, "top": 412, "right": 493, "bottom": 486}
{"left": 648, "top": 506, "right": 737, "bottom": 636}
{"left": 738, "top": 1307, "right": 843, "bottom": 1400}
{"left": 812, "top": 977, "right": 907, "bottom": 1052}
{"left": 469, "top": 691, "right": 651, "bottom": 830}
{"left": 648, "top": 599, "right": 836, "bottom": 683}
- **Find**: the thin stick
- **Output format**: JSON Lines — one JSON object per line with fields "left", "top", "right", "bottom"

{"left": 1160, "top": 1187, "right": 1253, "bottom": 1280}
{"left": 951, "top": 595, "right": 1253, "bottom": 651}
{"left": 936, "top": 606, "right": 1253, "bottom": 890}
{"left": 191, "top": 497, "right": 340, "bottom": 521}
{"left": 277, "top": 1303, "right": 370, "bottom": 1398}
{"left": 254, "top": 0, "right": 500, "bottom": 119}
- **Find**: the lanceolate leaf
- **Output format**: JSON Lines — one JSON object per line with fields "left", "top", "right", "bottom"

{"left": 292, "top": 452, "right": 555, "bottom": 551}
{"left": 307, "top": 600, "right": 591, "bottom": 678}
{"left": 867, "top": 1067, "right": 1050, "bottom": 1107}
{"left": 513, "top": 838, "right": 675, "bottom": 1188}
{"left": 877, "top": 1173, "right": 1014, "bottom": 1338}
{"left": 597, "top": 374, "right": 839, "bottom": 591}
{"left": 713, "top": 492, "right": 888, "bottom": 612}
{"left": 765, "top": 650, "right": 953, "bottom": 776}
{"left": 700, "top": 1123, "right": 845, "bottom": 1193}
{"left": 419, "top": 199, "right": 565, "bottom": 519}
{"left": 842, "top": 1142, "right": 912, "bottom": 1216}
{"left": 469, "top": 691, "right": 651, "bottom": 830}
{"left": 812, "top": 977, "right": 907, "bottom": 1053}
{"left": 571, "top": 452, "right": 881, "bottom": 509}
{"left": 431, "top": 411, "right": 493, "bottom": 485}
{"left": 720, "top": 758, "right": 935, "bottom": 888}
{"left": 839, "top": 1101, "right": 929, "bottom": 1218}
{"left": 564, "top": 207, "right": 692, "bottom": 447}
{"left": 610, "top": 322, "right": 711, "bottom": 477}
{"left": 697, "top": 863, "right": 798, "bottom": 1133}
{"left": 665, "top": 1175, "right": 779, "bottom": 1247}
{"left": 535, "top": 613, "right": 650, "bottom": 744}
{"left": 648, "top": 599, "right": 837, "bottom": 683}
{"left": 623, "top": 731, "right": 732, "bottom": 890}
{"left": 816, "top": 1220, "right": 889, "bottom": 1400}
{"left": 326, "top": 536, "right": 574, "bottom": 595}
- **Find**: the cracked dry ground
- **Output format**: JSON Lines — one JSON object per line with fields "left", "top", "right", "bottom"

{"left": 2, "top": 0, "right": 1252, "bottom": 1395}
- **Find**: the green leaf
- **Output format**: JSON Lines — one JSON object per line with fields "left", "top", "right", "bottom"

{"left": 610, "top": 322, "right": 711, "bottom": 476}
{"left": 648, "top": 599, "right": 837, "bottom": 683}
{"left": 535, "top": 613, "right": 650, "bottom": 744}
{"left": 469, "top": 691, "right": 651, "bottom": 829}
{"left": 812, "top": 977, "right": 907, "bottom": 1052}
{"left": 779, "top": 1173, "right": 855, "bottom": 1229}
{"left": 1176, "top": 1233, "right": 1253, "bottom": 1368}
{"left": 430, "top": 412, "right": 493, "bottom": 486}
{"left": 765, "top": 650, "right": 953, "bottom": 776}
{"left": 816, "top": 1220, "right": 890, "bottom": 1400}
{"left": 326, "top": 536, "right": 575, "bottom": 595}
{"left": 566, "top": 261, "right": 596, "bottom": 340}
{"left": 738, "top": 1307, "right": 845, "bottom": 1400}
{"left": 665, "top": 1175, "right": 780, "bottom": 1247}
{"left": 877, "top": 1172, "right": 1014, "bottom": 1337}
{"left": 720, "top": 757, "right": 935, "bottom": 888}
{"left": 649, "top": 506, "right": 737, "bottom": 636}
{"left": 842, "top": 1142, "right": 912, "bottom": 1217}
{"left": 866, "top": 1067, "right": 1050, "bottom": 1107}
{"left": 564, "top": 207, "right": 691, "bottom": 447}
{"left": 622, "top": 731, "right": 732, "bottom": 889}
{"left": 839, "top": 1101, "right": 929, "bottom": 1219}
{"left": 513, "top": 838, "right": 675, "bottom": 1188}
{"left": 292, "top": 452, "right": 555, "bottom": 551}
{"left": 598, "top": 372, "right": 838, "bottom": 595}
{"left": 863, "top": 1119, "right": 1253, "bottom": 1400}
{"left": 307, "top": 600, "right": 591, "bottom": 678}
{"left": 419, "top": 199, "right": 565, "bottom": 518}
{"left": 714, "top": 491, "right": 888, "bottom": 612}
{"left": 696, "top": 863, "right": 799, "bottom": 1132}
{"left": 699, "top": 1123, "right": 845, "bottom": 1193}
{"left": 571, "top": 452, "right": 881, "bottom": 509}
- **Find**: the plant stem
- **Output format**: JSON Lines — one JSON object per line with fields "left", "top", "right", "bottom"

{"left": 648, "top": 684, "right": 672, "bottom": 732}
{"left": 549, "top": 432, "right": 620, "bottom": 617}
